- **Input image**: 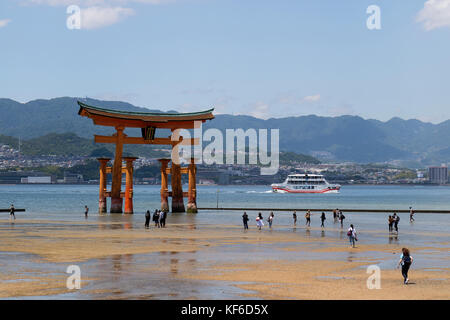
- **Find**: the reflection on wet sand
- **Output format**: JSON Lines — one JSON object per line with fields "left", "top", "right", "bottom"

{"left": 0, "top": 216, "right": 448, "bottom": 299}
{"left": 389, "top": 234, "right": 399, "bottom": 244}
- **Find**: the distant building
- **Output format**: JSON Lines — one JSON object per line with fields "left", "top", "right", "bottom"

{"left": 21, "top": 176, "right": 52, "bottom": 184}
{"left": 63, "top": 173, "right": 84, "bottom": 184}
{"left": 428, "top": 166, "right": 448, "bottom": 184}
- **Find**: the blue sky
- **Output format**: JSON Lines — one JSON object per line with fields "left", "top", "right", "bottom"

{"left": 1, "top": 0, "right": 450, "bottom": 123}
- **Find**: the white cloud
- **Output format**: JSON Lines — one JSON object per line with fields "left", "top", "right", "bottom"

{"left": 23, "top": 0, "right": 174, "bottom": 6}
{"left": 0, "top": 19, "right": 12, "bottom": 28}
{"left": 21, "top": 0, "right": 176, "bottom": 29}
{"left": 417, "top": 0, "right": 450, "bottom": 31}
{"left": 247, "top": 101, "right": 271, "bottom": 119}
{"left": 303, "top": 94, "right": 321, "bottom": 102}
{"left": 80, "top": 6, "right": 134, "bottom": 29}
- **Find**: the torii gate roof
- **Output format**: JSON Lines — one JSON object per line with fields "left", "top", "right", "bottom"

{"left": 78, "top": 101, "right": 214, "bottom": 129}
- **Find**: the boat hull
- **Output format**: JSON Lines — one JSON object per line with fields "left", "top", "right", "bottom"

{"left": 272, "top": 186, "right": 340, "bottom": 194}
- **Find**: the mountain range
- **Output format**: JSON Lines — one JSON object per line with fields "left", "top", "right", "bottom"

{"left": 0, "top": 97, "right": 449, "bottom": 166}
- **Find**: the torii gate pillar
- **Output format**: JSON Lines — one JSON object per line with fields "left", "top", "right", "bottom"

{"left": 124, "top": 157, "right": 138, "bottom": 214}
{"left": 98, "top": 158, "right": 110, "bottom": 213}
{"left": 159, "top": 159, "right": 170, "bottom": 212}
{"left": 171, "top": 162, "right": 185, "bottom": 212}
{"left": 111, "top": 126, "right": 124, "bottom": 213}
{"left": 186, "top": 158, "right": 198, "bottom": 213}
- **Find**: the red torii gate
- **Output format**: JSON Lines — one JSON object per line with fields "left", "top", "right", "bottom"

{"left": 78, "top": 101, "right": 214, "bottom": 214}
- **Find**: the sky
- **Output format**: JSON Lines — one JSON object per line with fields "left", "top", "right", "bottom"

{"left": 1, "top": 0, "right": 450, "bottom": 123}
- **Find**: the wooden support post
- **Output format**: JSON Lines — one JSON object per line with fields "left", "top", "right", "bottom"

{"left": 98, "top": 158, "right": 110, "bottom": 213}
{"left": 123, "top": 157, "right": 137, "bottom": 214}
{"left": 111, "top": 126, "right": 124, "bottom": 213}
{"left": 187, "top": 158, "right": 198, "bottom": 213}
{"left": 159, "top": 159, "right": 170, "bottom": 212}
{"left": 171, "top": 161, "right": 185, "bottom": 213}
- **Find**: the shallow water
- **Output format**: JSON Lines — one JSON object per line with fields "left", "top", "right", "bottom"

{"left": 0, "top": 184, "right": 449, "bottom": 299}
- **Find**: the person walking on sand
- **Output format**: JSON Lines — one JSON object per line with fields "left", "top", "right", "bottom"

{"left": 393, "top": 213, "right": 400, "bottom": 233}
{"left": 153, "top": 209, "right": 160, "bottom": 228}
{"left": 333, "top": 209, "right": 338, "bottom": 222}
{"left": 320, "top": 212, "right": 326, "bottom": 228}
{"left": 409, "top": 207, "right": 415, "bottom": 222}
{"left": 293, "top": 211, "right": 297, "bottom": 226}
{"left": 242, "top": 212, "right": 249, "bottom": 230}
{"left": 145, "top": 210, "right": 151, "bottom": 229}
{"left": 339, "top": 211, "right": 345, "bottom": 227}
{"left": 159, "top": 210, "right": 166, "bottom": 228}
{"left": 388, "top": 215, "right": 394, "bottom": 232}
{"left": 347, "top": 224, "right": 357, "bottom": 248}
{"left": 9, "top": 204, "right": 16, "bottom": 221}
{"left": 305, "top": 210, "right": 311, "bottom": 227}
{"left": 268, "top": 212, "right": 274, "bottom": 228}
{"left": 397, "top": 247, "right": 413, "bottom": 284}
{"left": 256, "top": 212, "right": 264, "bottom": 230}
{"left": 84, "top": 205, "right": 89, "bottom": 218}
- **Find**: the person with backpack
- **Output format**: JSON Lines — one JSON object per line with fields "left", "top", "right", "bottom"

{"left": 347, "top": 224, "right": 357, "bottom": 248}
{"left": 320, "top": 212, "right": 326, "bottom": 228}
{"left": 397, "top": 248, "right": 413, "bottom": 284}
{"left": 242, "top": 212, "right": 249, "bottom": 230}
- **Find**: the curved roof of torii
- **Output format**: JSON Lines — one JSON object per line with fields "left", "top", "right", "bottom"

{"left": 77, "top": 101, "right": 214, "bottom": 129}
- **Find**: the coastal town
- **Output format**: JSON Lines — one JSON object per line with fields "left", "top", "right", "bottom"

{"left": 1, "top": 142, "right": 448, "bottom": 185}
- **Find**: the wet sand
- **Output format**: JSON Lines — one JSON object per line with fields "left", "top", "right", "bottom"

{"left": 0, "top": 219, "right": 449, "bottom": 299}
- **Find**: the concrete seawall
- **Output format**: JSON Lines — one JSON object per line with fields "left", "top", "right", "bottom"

{"left": 198, "top": 207, "right": 450, "bottom": 214}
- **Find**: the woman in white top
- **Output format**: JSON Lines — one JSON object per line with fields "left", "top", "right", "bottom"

{"left": 347, "top": 224, "right": 357, "bottom": 248}
{"left": 256, "top": 212, "right": 264, "bottom": 230}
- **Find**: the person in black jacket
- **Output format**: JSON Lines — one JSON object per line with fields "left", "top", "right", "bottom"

{"left": 10, "top": 204, "right": 15, "bottom": 221}
{"left": 145, "top": 210, "right": 151, "bottom": 229}
{"left": 320, "top": 212, "right": 326, "bottom": 228}
{"left": 242, "top": 212, "right": 249, "bottom": 230}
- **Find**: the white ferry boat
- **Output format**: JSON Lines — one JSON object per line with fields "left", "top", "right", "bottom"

{"left": 271, "top": 174, "right": 340, "bottom": 194}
